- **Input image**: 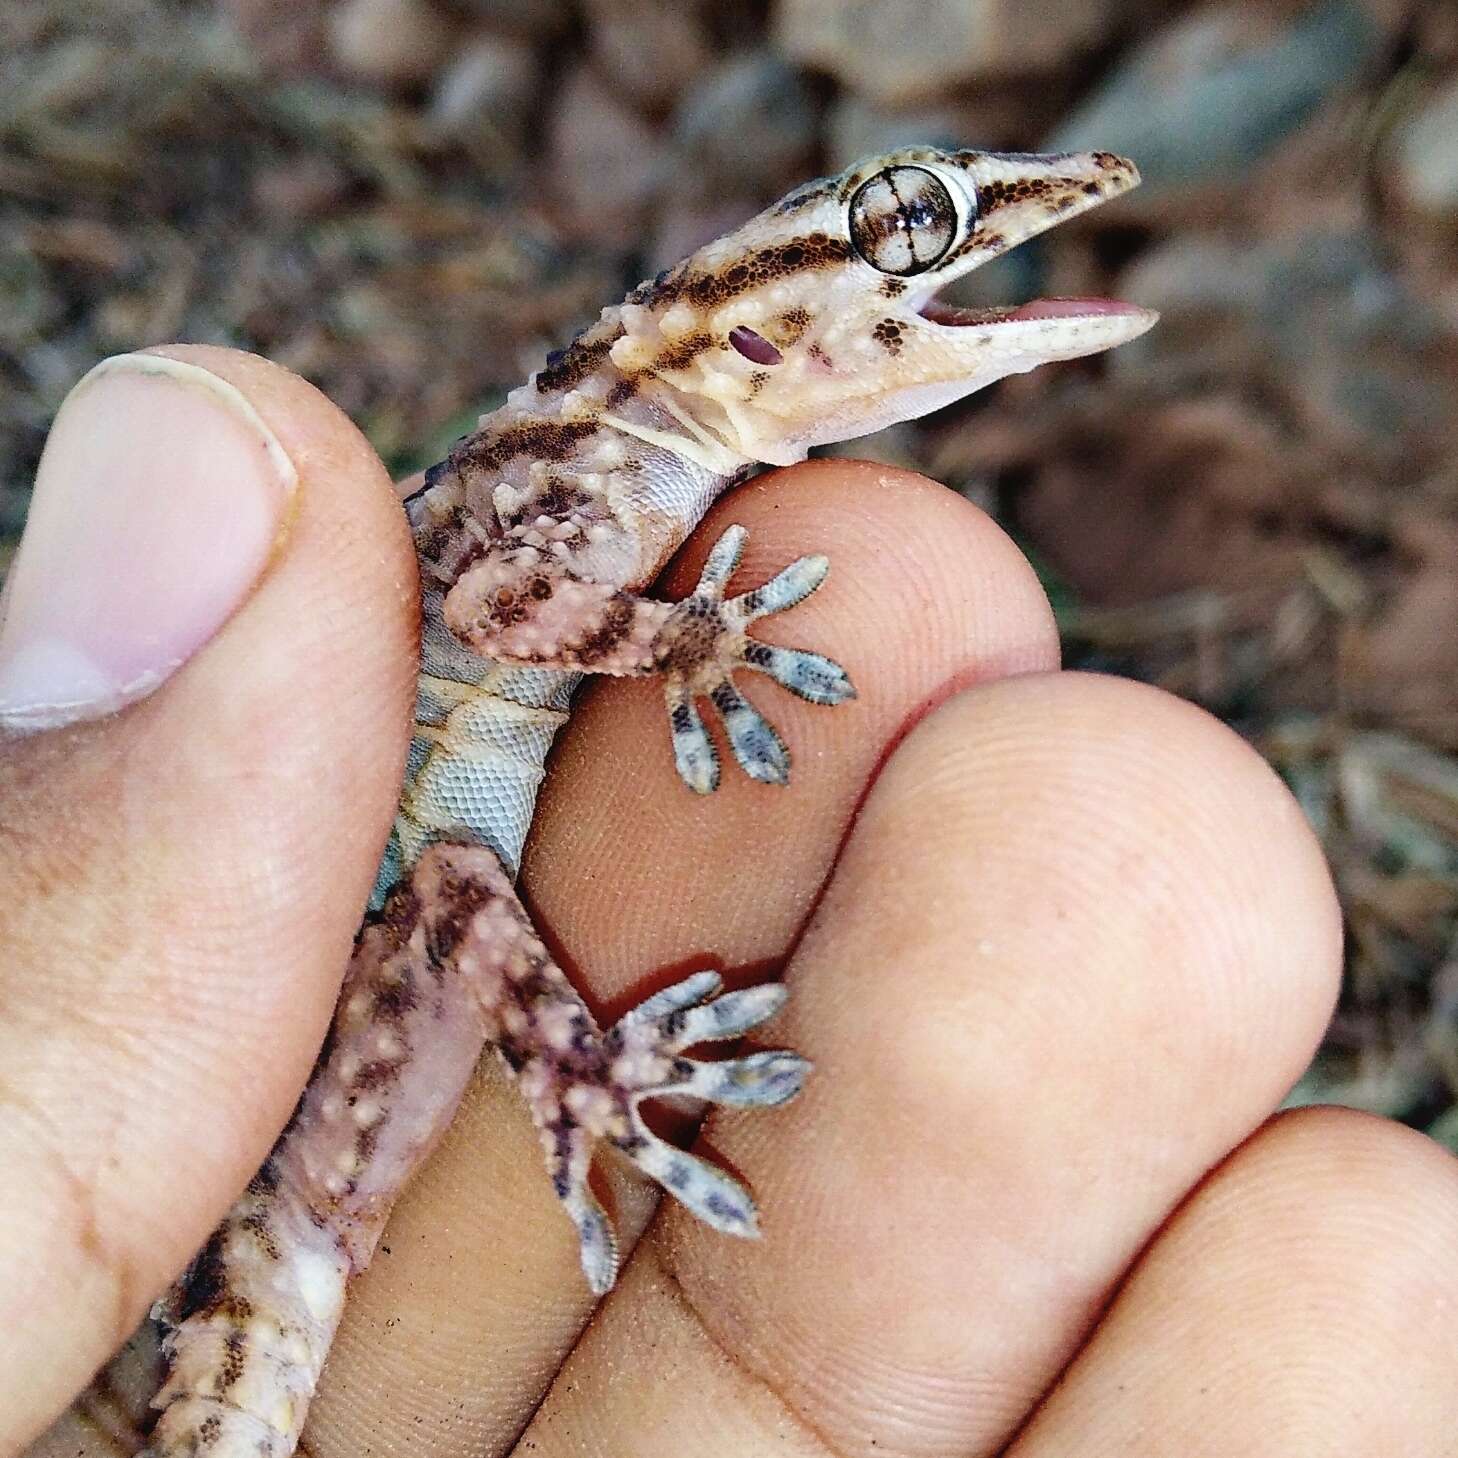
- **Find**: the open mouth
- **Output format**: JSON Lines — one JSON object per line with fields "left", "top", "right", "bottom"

{"left": 918, "top": 295, "right": 1155, "bottom": 328}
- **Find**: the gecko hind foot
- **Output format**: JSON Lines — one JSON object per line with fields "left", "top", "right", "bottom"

{"left": 605, "top": 969, "right": 809, "bottom": 1234}
{"left": 660, "top": 524, "right": 855, "bottom": 793}
{"left": 542, "top": 968, "right": 808, "bottom": 1292}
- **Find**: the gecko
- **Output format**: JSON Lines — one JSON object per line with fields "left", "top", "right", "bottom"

{"left": 140, "top": 145, "right": 1154, "bottom": 1457}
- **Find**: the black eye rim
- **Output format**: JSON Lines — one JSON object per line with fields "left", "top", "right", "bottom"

{"left": 846, "top": 164, "right": 968, "bottom": 277}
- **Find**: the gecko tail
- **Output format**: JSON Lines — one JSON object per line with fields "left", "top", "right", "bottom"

{"left": 144, "top": 843, "right": 496, "bottom": 1458}
{"left": 145, "top": 1169, "right": 349, "bottom": 1458}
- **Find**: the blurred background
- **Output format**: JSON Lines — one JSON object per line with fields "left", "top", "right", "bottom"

{"left": 2, "top": 0, "right": 1456, "bottom": 1138}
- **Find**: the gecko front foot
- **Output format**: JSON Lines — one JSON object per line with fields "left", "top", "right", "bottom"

{"left": 657, "top": 524, "right": 856, "bottom": 793}
{"left": 442, "top": 522, "right": 854, "bottom": 794}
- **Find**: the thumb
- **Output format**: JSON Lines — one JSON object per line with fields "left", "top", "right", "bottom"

{"left": 0, "top": 347, "right": 417, "bottom": 1448}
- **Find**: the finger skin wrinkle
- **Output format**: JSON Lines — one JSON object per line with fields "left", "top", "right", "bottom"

{"left": 516, "top": 1239, "right": 842, "bottom": 1458}
{"left": 10, "top": 1114, "right": 133, "bottom": 1360}
{"left": 647, "top": 1240, "right": 844, "bottom": 1458}
{"left": 1, "top": 1036, "right": 135, "bottom": 1328}
{"left": 1010, "top": 1107, "right": 1458, "bottom": 1456}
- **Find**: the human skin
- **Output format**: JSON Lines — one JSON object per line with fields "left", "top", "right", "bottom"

{"left": 4, "top": 346, "right": 1458, "bottom": 1458}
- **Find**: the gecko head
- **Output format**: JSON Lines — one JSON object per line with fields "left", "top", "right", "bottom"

{"left": 619, "top": 146, "right": 1157, "bottom": 466}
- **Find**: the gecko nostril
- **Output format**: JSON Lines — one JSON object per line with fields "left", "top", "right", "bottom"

{"left": 727, "top": 326, "right": 783, "bottom": 366}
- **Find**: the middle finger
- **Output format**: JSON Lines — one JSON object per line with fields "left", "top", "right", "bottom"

{"left": 519, "top": 672, "right": 1342, "bottom": 1456}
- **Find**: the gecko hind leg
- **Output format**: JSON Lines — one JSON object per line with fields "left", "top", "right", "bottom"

{"left": 662, "top": 524, "right": 856, "bottom": 794}
{"left": 417, "top": 842, "right": 808, "bottom": 1293}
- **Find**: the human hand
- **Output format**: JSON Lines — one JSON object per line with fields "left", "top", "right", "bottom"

{"left": 7, "top": 348, "right": 1457, "bottom": 1458}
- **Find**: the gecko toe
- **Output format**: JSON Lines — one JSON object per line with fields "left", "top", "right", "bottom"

{"left": 731, "top": 552, "right": 829, "bottom": 619}
{"left": 692, "top": 522, "right": 749, "bottom": 598}
{"left": 668, "top": 681, "right": 721, "bottom": 794}
{"left": 613, "top": 974, "right": 787, "bottom": 1049}
{"left": 709, "top": 680, "right": 790, "bottom": 785}
{"left": 742, "top": 641, "right": 855, "bottom": 705}
{"left": 614, "top": 1127, "right": 762, "bottom": 1236}
{"left": 665, "top": 1049, "right": 811, "bottom": 1107}
{"left": 568, "top": 1188, "right": 620, "bottom": 1294}
{"left": 662, "top": 982, "right": 790, "bottom": 1046}
{"left": 617, "top": 969, "right": 725, "bottom": 1028}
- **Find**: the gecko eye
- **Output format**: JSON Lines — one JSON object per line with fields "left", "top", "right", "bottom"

{"left": 848, "top": 166, "right": 961, "bottom": 276}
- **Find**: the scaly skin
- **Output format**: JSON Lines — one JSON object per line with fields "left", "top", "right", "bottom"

{"left": 144, "top": 146, "right": 1155, "bottom": 1457}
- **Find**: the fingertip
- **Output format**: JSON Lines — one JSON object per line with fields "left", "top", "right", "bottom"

{"left": 816, "top": 671, "right": 1341, "bottom": 1109}
{"left": 526, "top": 457, "right": 1061, "bottom": 988}
{"left": 1014, "top": 1107, "right": 1458, "bottom": 1455}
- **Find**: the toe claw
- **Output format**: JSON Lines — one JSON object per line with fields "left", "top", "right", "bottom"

{"left": 709, "top": 682, "right": 789, "bottom": 785}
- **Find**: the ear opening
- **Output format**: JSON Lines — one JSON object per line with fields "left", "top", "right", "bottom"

{"left": 728, "top": 327, "right": 783, "bottom": 366}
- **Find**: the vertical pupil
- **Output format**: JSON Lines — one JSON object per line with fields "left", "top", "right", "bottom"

{"left": 894, "top": 195, "right": 932, "bottom": 264}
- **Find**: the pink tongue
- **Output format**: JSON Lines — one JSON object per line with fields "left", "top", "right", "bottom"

{"left": 1007, "top": 296, "right": 1140, "bottom": 320}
